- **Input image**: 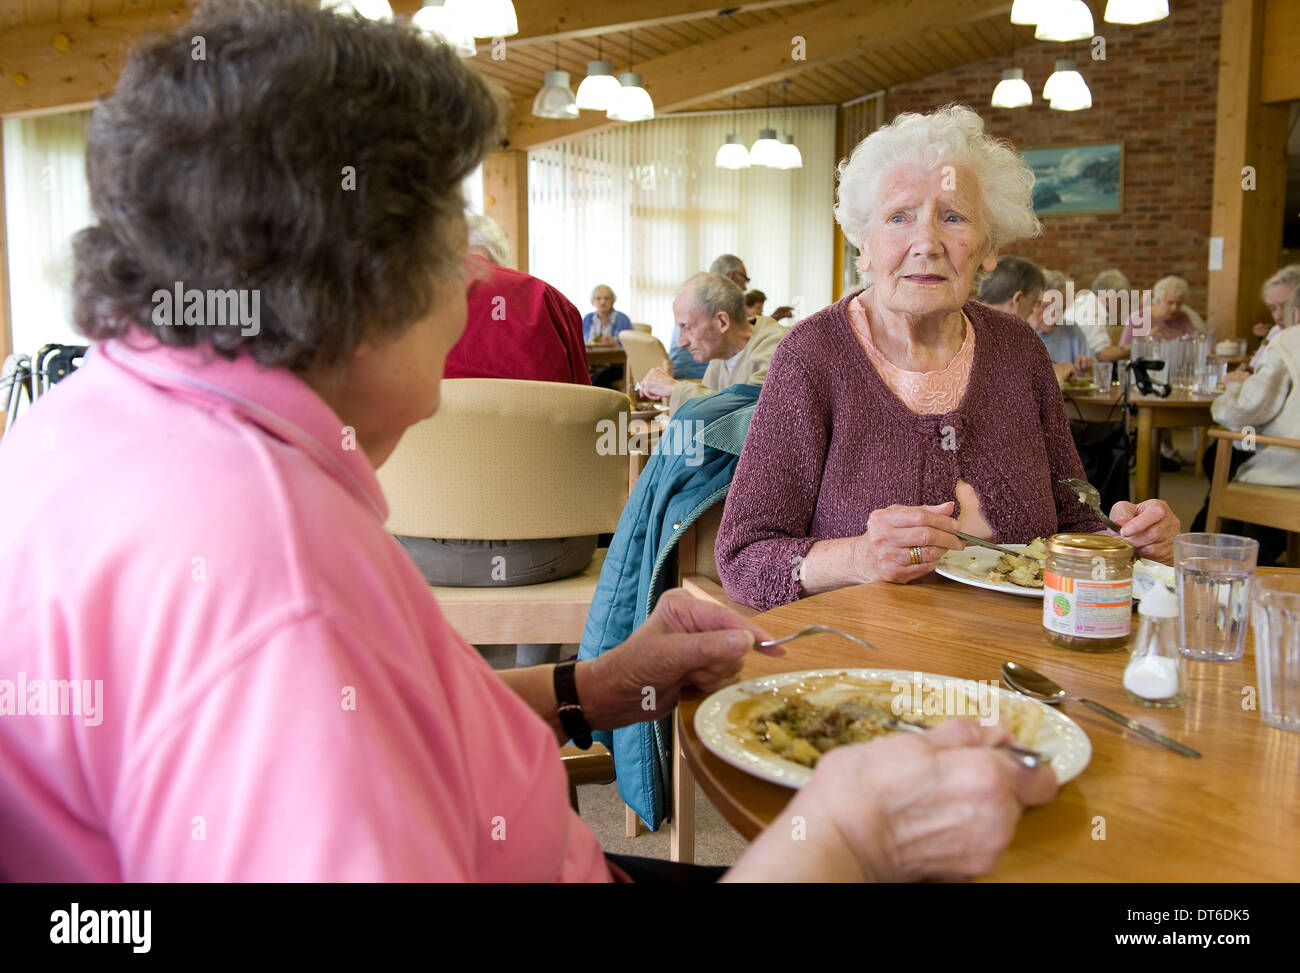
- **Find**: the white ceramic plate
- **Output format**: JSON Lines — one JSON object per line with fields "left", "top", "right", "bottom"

{"left": 695, "top": 667, "right": 1092, "bottom": 789}
{"left": 938, "top": 544, "right": 1173, "bottom": 602}
{"left": 937, "top": 544, "right": 1044, "bottom": 598}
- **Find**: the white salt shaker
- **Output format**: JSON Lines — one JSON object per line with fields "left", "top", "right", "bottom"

{"left": 1123, "top": 583, "right": 1185, "bottom": 708}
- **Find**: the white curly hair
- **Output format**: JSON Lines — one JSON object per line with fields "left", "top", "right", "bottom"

{"left": 835, "top": 104, "right": 1041, "bottom": 284}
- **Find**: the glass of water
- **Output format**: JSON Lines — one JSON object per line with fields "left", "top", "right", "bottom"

{"left": 1092, "top": 361, "right": 1111, "bottom": 389}
{"left": 1252, "top": 575, "right": 1300, "bottom": 732}
{"left": 1174, "top": 533, "right": 1259, "bottom": 661}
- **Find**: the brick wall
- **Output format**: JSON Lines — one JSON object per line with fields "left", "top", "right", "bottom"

{"left": 884, "top": 0, "right": 1222, "bottom": 319}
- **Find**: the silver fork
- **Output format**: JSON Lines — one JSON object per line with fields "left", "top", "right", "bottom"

{"left": 884, "top": 716, "right": 1050, "bottom": 769}
{"left": 1060, "top": 477, "right": 1122, "bottom": 531}
{"left": 756, "top": 625, "right": 878, "bottom": 652}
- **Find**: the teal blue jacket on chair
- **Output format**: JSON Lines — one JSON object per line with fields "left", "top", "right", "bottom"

{"left": 577, "top": 385, "right": 760, "bottom": 830}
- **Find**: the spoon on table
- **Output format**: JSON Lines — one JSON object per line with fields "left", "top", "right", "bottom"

{"left": 1001, "top": 662, "right": 1201, "bottom": 758}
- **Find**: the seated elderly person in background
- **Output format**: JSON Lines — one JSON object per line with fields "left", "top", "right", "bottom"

{"left": 0, "top": 0, "right": 1058, "bottom": 883}
{"left": 976, "top": 255, "right": 1044, "bottom": 322}
{"left": 1118, "top": 275, "right": 1198, "bottom": 350}
{"left": 443, "top": 213, "right": 590, "bottom": 385}
{"left": 639, "top": 273, "right": 785, "bottom": 415}
{"left": 1071, "top": 268, "right": 1129, "bottom": 364}
{"left": 1190, "top": 290, "right": 1300, "bottom": 566}
{"left": 1033, "top": 268, "right": 1093, "bottom": 386}
{"left": 671, "top": 255, "right": 790, "bottom": 381}
{"left": 583, "top": 284, "right": 632, "bottom": 345}
{"left": 1247, "top": 264, "right": 1300, "bottom": 371}
{"left": 716, "top": 105, "right": 1179, "bottom": 611}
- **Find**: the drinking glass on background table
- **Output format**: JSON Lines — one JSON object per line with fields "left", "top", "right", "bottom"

{"left": 1174, "top": 533, "right": 1259, "bottom": 662}
{"left": 1092, "top": 361, "right": 1111, "bottom": 389}
{"left": 1253, "top": 575, "right": 1300, "bottom": 732}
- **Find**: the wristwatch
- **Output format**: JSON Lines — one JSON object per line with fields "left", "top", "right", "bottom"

{"left": 553, "top": 660, "right": 593, "bottom": 749}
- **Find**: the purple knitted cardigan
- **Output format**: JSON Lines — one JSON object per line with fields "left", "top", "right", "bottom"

{"left": 715, "top": 292, "right": 1103, "bottom": 611}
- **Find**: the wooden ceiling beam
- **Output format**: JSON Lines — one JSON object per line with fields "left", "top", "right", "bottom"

{"left": 507, "top": 0, "right": 1011, "bottom": 150}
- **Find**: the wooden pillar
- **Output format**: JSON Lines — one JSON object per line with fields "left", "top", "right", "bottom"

{"left": 1207, "top": 0, "right": 1289, "bottom": 340}
{"left": 482, "top": 150, "right": 529, "bottom": 275}
{"left": 832, "top": 106, "right": 845, "bottom": 302}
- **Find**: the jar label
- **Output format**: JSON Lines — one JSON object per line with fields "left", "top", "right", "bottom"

{"left": 1042, "top": 572, "right": 1132, "bottom": 639}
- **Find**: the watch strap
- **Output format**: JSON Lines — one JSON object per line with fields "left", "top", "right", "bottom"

{"left": 553, "top": 660, "right": 593, "bottom": 749}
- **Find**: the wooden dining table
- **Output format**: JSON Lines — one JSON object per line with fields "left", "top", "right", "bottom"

{"left": 676, "top": 568, "right": 1300, "bottom": 881}
{"left": 584, "top": 343, "right": 630, "bottom": 394}
{"left": 1065, "top": 385, "right": 1218, "bottom": 500}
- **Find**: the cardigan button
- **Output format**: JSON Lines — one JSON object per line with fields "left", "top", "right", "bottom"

{"left": 673, "top": 521, "right": 682, "bottom": 530}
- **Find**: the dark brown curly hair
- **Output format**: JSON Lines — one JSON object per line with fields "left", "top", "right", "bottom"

{"left": 73, "top": 0, "right": 502, "bottom": 370}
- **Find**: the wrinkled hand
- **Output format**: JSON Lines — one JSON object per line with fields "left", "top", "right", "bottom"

{"left": 1224, "top": 367, "right": 1251, "bottom": 384}
{"left": 1074, "top": 354, "right": 1094, "bottom": 373}
{"left": 852, "top": 502, "right": 963, "bottom": 583}
{"left": 579, "top": 588, "right": 777, "bottom": 730}
{"left": 798, "top": 719, "right": 1059, "bottom": 881}
{"left": 772, "top": 305, "right": 796, "bottom": 321}
{"left": 1052, "top": 361, "right": 1076, "bottom": 386}
{"left": 1108, "top": 498, "right": 1180, "bottom": 563}
{"left": 638, "top": 367, "right": 676, "bottom": 400}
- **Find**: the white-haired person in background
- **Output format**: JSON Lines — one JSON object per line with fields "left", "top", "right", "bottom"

{"left": 1065, "top": 268, "right": 1129, "bottom": 363}
{"left": 583, "top": 284, "right": 632, "bottom": 345}
{"left": 1246, "top": 263, "right": 1300, "bottom": 371}
{"left": 715, "top": 104, "right": 1180, "bottom": 612}
{"left": 1118, "top": 274, "right": 1199, "bottom": 351}
{"left": 638, "top": 272, "right": 784, "bottom": 415}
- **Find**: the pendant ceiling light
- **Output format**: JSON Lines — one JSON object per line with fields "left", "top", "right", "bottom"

{"left": 774, "top": 81, "right": 802, "bottom": 169}
{"left": 1008, "top": 0, "right": 1050, "bottom": 23}
{"left": 714, "top": 93, "right": 751, "bottom": 169}
{"left": 749, "top": 85, "right": 783, "bottom": 168}
{"left": 444, "top": 0, "right": 517, "bottom": 37}
{"left": 607, "top": 32, "right": 655, "bottom": 122}
{"left": 411, "top": 1, "right": 476, "bottom": 56}
{"left": 991, "top": 67, "right": 1033, "bottom": 108}
{"left": 320, "top": 0, "right": 393, "bottom": 21}
{"left": 576, "top": 37, "right": 620, "bottom": 111}
{"left": 1035, "top": 0, "right": 1095, "bottom": 41}
{"left": 533, "top": 44, "right": 579, "bottom": 119}
{"left": 1103, "top": 0, "right": 1169, "bottom": 24}
{"left": 1044, "top": 60, "right": 1092, "bottom": 110}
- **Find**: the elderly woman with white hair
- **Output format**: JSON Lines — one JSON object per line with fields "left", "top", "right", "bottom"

{"left": 716, "top": 105, "right": 1180, "bottom": 610}
{"left": 1119, "top": 275, "right": 1199, "bottom": 349}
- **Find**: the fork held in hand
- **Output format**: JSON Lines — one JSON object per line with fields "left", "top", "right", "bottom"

{"left": 1060, "top": 477, "right": 1122, "bottom": 531}
{"left": 756, "top": 625, "right": 878, "bottom": 653}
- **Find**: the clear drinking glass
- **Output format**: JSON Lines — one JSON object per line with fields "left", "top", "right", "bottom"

{"left": 1174, "top": 533, "right": 1259, "bottom": 661}
{"left": 1252, "top": 575, "right": 1300, "bottom": 732}
{"left": 1092, "top": 361, "right": 1111, "bottom": 389}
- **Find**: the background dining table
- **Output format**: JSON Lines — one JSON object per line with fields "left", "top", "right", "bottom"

{"left": 676, "top": 568, "right": 1300, "bottom": 881}
{"left": 1065, "top": 385, "right": 1219, "bottom": 498}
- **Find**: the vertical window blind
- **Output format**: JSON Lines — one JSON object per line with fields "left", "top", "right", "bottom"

{"left": 528, "top": 106, "right": 837, "bottom": 348}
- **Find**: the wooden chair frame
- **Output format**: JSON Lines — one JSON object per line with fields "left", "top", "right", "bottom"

{"left": 1205, "top": 428, "right": 1300, "bottom": 566}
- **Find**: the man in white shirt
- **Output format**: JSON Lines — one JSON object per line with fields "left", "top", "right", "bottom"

{"left": 640, "top": 272, "right": 785, "bottom": 415}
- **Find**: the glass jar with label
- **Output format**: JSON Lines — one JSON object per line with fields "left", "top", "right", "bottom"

{"left": 1042, "top": 533, "right": 1135, "bottom": 652}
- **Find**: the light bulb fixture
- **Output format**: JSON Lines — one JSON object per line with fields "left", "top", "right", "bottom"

{"left": 411, "top": 1, "right": 476, "bottom": 56}
{"left": 715, "top": 134, "right": 752, "bottom": 169}
{"left": 775, "top": 133, "right": 803, "bottom": 169}
{"left": 1008, "top": 0, "right": 1050, "bottom": 24}
{"left": 607, "top": 32, "right": 654, "bottom": 122}
{"left": 749, "top": 128, "right": 783, "bottom": 167}
{"left": 607, "top": 73, "right": 654, "bottom": 121}
{"left": 576, "top": 39, "right": 620, "bottom": 111}
{"left": 1035, "top": 0, "right": 1095, "bottom": 41}
{"left": 991, "top": 67, "right": 1033, "bottom": 108}
{"left": 533, "top": 70, "right": 579, "bottom": 119}
{"left": 444, "top": 0, "right": 517, "bottom": 38}
{"left": 1049, "top": 75, "right": 1092, "bottom": 110}
{"left": 1103, "top": 0, "right": 1169, "bottom": 24}
{"left": 1042, "top": 59, "right": 1079, "bottom": 100}
{"left": 715, "top": 93, "right": 751, "bottom": 169}
{"left": 320, "top": 0, "right": 393, "bottom": 21}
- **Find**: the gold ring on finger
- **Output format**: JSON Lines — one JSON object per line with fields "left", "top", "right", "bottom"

{"left": 909, "top": 546, "right": 924, "bottom": 565}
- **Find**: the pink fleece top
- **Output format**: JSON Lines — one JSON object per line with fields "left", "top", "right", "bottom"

{"left": 0, "top": 336, "right": 609, "bottom": 882}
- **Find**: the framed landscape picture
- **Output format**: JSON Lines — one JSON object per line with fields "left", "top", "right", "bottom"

{"left": 1022, "top": 142, "right": 1124, "bottom": 216}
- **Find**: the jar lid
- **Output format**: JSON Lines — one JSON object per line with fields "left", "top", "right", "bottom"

{"left": 1046, "top": 532, "right": 1135, "bottom": 559}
